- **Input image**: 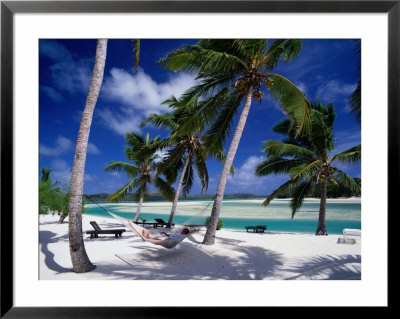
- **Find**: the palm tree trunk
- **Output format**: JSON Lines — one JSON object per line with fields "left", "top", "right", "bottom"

{"left": 57, "top": 213, "right": 68, "bottom": 224}
{"left": 68, "top": 39, "right": 107, "bottom": 273}
{"left": 316, "top": 179, "right": 328, "bottom": 235}
{"left": 133, "top": 194, "right": 144, "bottom": 222}
{"left": 167, "top": 151, "right": 191, "bottom": 228}
{"left": 203, "top": 86, "right": 254, "bottom": 245}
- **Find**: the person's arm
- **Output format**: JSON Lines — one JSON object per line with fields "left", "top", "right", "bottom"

{"left": 160, "top": 232, "right": 170, "bottom": 237}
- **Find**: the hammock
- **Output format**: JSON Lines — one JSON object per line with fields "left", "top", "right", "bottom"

{"left": 91, "top": 200, "right": 212, "bottom": 249}
{"left": 128, "top": 220, "right": 190, "bottom": 249}
{"left": 103, "top": 210, "right": 192, "bottom": 249}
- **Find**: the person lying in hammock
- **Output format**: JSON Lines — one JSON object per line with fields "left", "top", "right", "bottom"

{"left": 140, "top": 227, "right": 198, "bottom": 248}
{"left": 141, "top": 227, "right": 195, "bottom": 240}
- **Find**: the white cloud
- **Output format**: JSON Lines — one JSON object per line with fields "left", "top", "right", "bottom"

{"left": 87, "top": 143, "right": 101, "bottom": 155}
{"left": 41, "top": 85, "right": 64, "bottom": 103}
{"left": 50, "top": 159, "right": 71, "bottom": 182}
{"left": 102, "top": 68, "right": 197, "bottom": 115}
{"left": 227, "top": 155, "right": 271, "bottom": 191}
{"left": 40, "top": 40, "right": 72, "bottom": 62}
{"left": 154, "top": 149, "right": 169, "bottom": 163}
{"left": 98, "top": 68, "right": 197, "bottom": 136}
{"left": 84, "top": 174, "right": 97, "bottom": 182}
{"left": 40, "top": 40, "right": 93, "bottom": 99}
{"left": 333, "top": 128, "right": 361, "bottom": 154}
{"left": 228, "top": 155, "right": 265, "bottom": 187}
{"left": 315, "top": 80, "right": 356, "bottom": 103}
{"left": 50, "top": 159, "right": 98, "bottom": 186}
{"left": 226, "top": 155, "right": 288, "bottom": 194}
{"left": 49, "top": 58, "right": 92, "bottom": 95}
{"left": 295, "top": 81, "right": 308, "bottom": 95}
{"left": 96, "top": 107, "right": 143, "bottom": 136}
{"left": 40, "top": 135, "right": 73, "bottom": 156}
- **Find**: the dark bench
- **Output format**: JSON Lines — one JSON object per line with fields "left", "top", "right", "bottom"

{"left": 154, "top": 218, "right": 175, "bottom": 228}
{"left": 245, "top": 225, "right": 267, "bottom": 233}
{"left": 86, "top": 221, "right": 126, "bottom": 239}
{"left": 134, "top": 221, "right": 158, "bottom": 228}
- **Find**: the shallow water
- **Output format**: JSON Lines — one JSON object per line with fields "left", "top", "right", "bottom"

{"left": 85, "top": 198, "right": 361, "bottom": 235}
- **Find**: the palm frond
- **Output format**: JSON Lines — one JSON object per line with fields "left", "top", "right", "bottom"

{"left": 203, "top": 90, "right": 244, "bottom": 151}
{"left": 266, "top": 73, "right": 311, "bottom": 136}
{"left": 348, "top": 81, "right": 361, "bottom": 121}
{"left": 272, "top": 118, "right": 292, "bottom": 135}
{"left": 158, "top": 42, "right": 246, "bottom": 77}
{"left": 141, "top": 112, "right": 178, "bottom": 131}
{"left": 107, "top": 178, "right": 140, "bottom": 202}
{"left": 262, "top": 180, "right": 294, "bottom": 206}
{"left": 156, "top": 143, "right": 187, "bottom": 175}
{"left": 193, "top": 146, "right": 209, "bottom": 194}
{"left": 262, "top": 141, "right": 316, "bottom": 160}
{"left": 182, "top": 156, "right": 194, "bottom": 197}
{"left": 262, "top": 39, "right": 302, "bottom": 70}
{"left": 331, "top": 169, "right": 361, "bottom": 194}
{"left": 289, "top": 179, "right": 314, "bottom": 218}
{"left": 132, "top": 182, "right": 149, "bottom": 202}
{"left": 232, "top": 39, "right": 268, "bottom": 62}
{"left": 255, "top": 158, "right": 304, "bottom": 176}
{"left": 125, "top": 131, "right": 145, "bottom": 148}
{"left": 158, "top": 44, "right": 203, "bottom": 74}
{"left": 104, "top": 161, "right": 139, "bottom": 179}
{"left": 133, "top": 39, "right": 140, "bottom": 72}
{"left": 331, "top": 144, "right": 361, "bottom": 164}
{"left": 289, "top": 160, "right": 321, "bottom": 181}
{"left": 154, "top": 177, "right": 175, "bottom": 201}
{"left": 309, "top": 102, "right": 336, "bottom": 153}
{"left": 180, "top": 74, "right": 237, "bottom": 106}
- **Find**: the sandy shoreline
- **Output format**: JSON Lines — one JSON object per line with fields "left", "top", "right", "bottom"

{"left": 39, "top": 213, "right": 361, "bottom": 280}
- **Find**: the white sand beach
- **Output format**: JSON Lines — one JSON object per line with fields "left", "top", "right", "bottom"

{"left": 39, "top": 214, "right": 361, "bottom": 280}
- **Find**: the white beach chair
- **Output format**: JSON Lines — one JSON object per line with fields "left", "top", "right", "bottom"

{"left": 338, "top": 228, "right": 361, "bottom": 244}
{"left": 343, "top": 228, "right": 361, "bottom": 240}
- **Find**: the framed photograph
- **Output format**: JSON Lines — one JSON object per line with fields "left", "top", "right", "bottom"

{"left": 1, "top": 0, "right": 395, "bottom": 317}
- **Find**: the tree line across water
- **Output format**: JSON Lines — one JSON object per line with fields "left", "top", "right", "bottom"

{"left": 81, "top": 180, "right": 361, "bottom": 204}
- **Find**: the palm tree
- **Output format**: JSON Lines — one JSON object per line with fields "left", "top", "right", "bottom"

{"left": 159, "top": 39, "right": 310, "bottom": 244}
{"left": 67, "top": 39, "right": 140, "bottom": 273}
{"left": 104, "top": 132, "right": 175, "bottom": 222}
{"left": 141, "top": 96, "right": 228, "bottom": 227}
{"left": 39, "top": 168, "right": 63, "bottom": 215}
{"left": 348, "top": 39, "right": 361, "bottom": 122}
{"left": 68, "top": 39, "right": 107, "bottom": 273}
{"left": 255, "top": 102, "right": 361, "bottom": 235}
{"left": 40, "top": 167, "right": 52, "bottom": 183}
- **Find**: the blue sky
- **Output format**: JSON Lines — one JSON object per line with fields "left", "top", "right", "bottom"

{"left": 39, "top": 39, "right": 361, "bottom": 195}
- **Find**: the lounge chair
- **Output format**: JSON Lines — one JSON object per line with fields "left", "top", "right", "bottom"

{"left": 337, "top": 228, "right": 361, "bottom": 244}
{"left": 134, "top": 221, "right": 158, "bottom": 228}
{"left": 245, "top": 225, "right": 267, "bottom": 233}
{"left": 86, "top": 221, "right": 126, "bottom": 239}
{"left": 343, "top": 228, "right": 361, "bottom": 240}
{"left": 154, "top": 218, "right": 175, "bottom": 228}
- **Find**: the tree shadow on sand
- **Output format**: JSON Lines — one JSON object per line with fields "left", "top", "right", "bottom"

{"left": 89, "top": 236, "right": 285, "bottom": 280}
{"left": 39, "top": 231, "right": 72, "bottom": 273}
{"left": 282, "top": 254, "right": 361, "bottom": 280}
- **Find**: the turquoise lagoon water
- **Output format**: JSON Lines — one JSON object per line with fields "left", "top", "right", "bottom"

{"left": 84, "top": 198, "right": 361, "bottom": 235}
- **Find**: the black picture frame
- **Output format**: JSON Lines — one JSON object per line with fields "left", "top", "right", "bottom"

{"left": 1, "top": 1, "right": 395, "bottom": 317}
